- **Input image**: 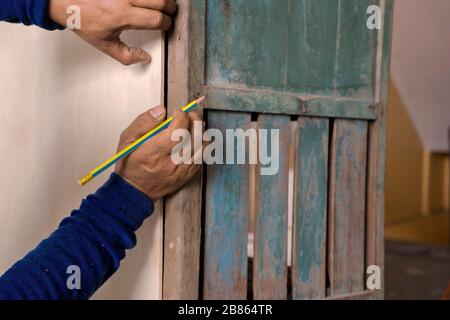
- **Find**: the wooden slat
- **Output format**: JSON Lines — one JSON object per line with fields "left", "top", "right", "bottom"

{"left": 163, "top": 0, "right": 205, "bottom": 300}
{"left": 328, "top": 119, "right": 368, "bottom": 296}
{"left": 203, "top": 111, "right": 251, "bottom": 299}
{"left": 253, "top": 115, "right": 290, "bottom": 300}
{"left": 204, "top": 86, "right": 377, "bottom": 120}
{"left": 366, "top": 0, "right": 395, "bottom": 299}
{"left": 292, "top": 117, "right": 329, "bottom": 299}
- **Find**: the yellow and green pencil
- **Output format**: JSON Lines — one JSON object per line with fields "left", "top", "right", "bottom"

{"left": 78, "top": 96, "right": 205, "bottom": 186}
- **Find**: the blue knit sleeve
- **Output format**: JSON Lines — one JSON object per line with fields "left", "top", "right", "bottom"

{"left": 0, "top": 173, "right": 154, "bottom": 300}
{"left": 0, "top": 0, "right": 64, "bottom": 30}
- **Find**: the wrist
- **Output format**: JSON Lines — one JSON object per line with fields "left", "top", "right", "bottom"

{"left": 99, "top": 173, "right": 154, "bottom": 225}
{"left": 114, "top": 170, "right": 155, "bottom": 200}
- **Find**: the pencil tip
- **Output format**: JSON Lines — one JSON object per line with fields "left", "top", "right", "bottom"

{"left": 196, "top": 96, "right": 206, "bottom": 104}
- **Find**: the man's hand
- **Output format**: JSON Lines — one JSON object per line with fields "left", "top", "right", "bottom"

{"left": 49, "top": 0, "right": 177, "bottom": 65}
{"left": 115, "top": 105, "right": 203, "bottom": 200}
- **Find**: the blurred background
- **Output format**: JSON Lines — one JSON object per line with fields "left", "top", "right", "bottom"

{"left": 384, "top": 0, "right": 450, "bottom": 299}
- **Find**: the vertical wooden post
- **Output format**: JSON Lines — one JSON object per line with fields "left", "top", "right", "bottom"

{"left": 366, "top": 0, "right": 395, "bottom": 299}
{"left": 163, "top": 0, "right": 205, "bottom": 299}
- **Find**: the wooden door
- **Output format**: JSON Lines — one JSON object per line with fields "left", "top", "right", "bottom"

{"left": 163, "top": 0, "right": 394, "bottom": 300}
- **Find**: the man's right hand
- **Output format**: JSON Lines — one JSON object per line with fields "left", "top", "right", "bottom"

{"left": 49, "top": 0, "right": 177, "bottom": 65}
{"left": 114, "top": 105, "right": 203, "bottom": 200}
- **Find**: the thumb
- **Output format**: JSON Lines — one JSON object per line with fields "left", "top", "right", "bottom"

{"left": 122, "top": 106, "right": 166, "bottom": 143}
{"left": 103, "top": 38, "right": 151, "bottom": 65}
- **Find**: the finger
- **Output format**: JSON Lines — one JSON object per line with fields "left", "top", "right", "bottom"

{"left": 121, "top": 105, "right": 166, "bottom": 142}
{"left": 188, "top": 111, "right": 202, "bottom": 123}
{"left": 102, "top": 38, "right": 151, "bottom": 65}
{"left": 153, "top": 110, "right": 190, "bottom": 153}
{"left": 127, "top": 7, "right": 172, "bottom": 31}
{"left": 130, "top": 0, "right": 177, "bottom": 15}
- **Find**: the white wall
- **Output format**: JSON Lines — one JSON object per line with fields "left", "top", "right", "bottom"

{"left": 0, "top": 23, "right": 164, "bottom": 299}
{"left": 392, "top": 0, "right": 450, "bottom": 152}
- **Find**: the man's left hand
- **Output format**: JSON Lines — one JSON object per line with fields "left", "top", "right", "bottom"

{"left": 49, "top": 0, "right": 177, "bottom": 65}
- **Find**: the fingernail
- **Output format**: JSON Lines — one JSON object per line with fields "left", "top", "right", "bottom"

{"left": 141, "top": 52, "right": 151, "bottom": 64}
{"left": 150, "top": 105, "right": 165, "bottom": 119}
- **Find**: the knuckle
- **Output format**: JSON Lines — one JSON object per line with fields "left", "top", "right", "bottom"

{"left": 165, "top": 0, "right": 177, "bottom": 14}
{"left": 116, "top": 5, "right": 131, "bottom": 27}
{"left": 104, "top": 5, "right": 128, "bottom": 30}
{"left": 157, "top": 0, "right": 168, "bottom": 8}
{"left": 169, "top": 173, "right": 179, "bottom": 185}
{"left": 119, "top": 130, "right": 129, "bottom": 141}
{"left": 135, "top": 113, "right": 148, "bottom": 124}
{"left": 135, "top": 152, "right": 149, "bottom": 164}
{"left": 119, "top": 56, "right": 133, "bottom": 66}
{"left": 174, "top": 110, "right": 187, "bottom": 121}
{"left": 116, "top": 47, "right": 134, "bottom": 66}
{"left": 150, "top": 11, "right": 165, "bottom": 28}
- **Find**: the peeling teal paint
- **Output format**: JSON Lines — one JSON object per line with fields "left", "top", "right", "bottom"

{"left": 206, "top": 0, "right": 377, "bottom": 98}
{"left": 293, "top": 117, "right": 329, "bottom": 299}
{"left": 204, "top": 111, "right": 250, "bottom": 299}
{"left": 330, "top": 119, "right": 368, "bottom": 295}
{"left": 253, "top": 115, "right": 290, "bottom": 299}
{"left": 200, "top": 0, "right": 390, "bottom": 300}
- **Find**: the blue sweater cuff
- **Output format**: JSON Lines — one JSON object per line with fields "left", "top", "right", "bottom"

{"left": 99, "top": 173, "right": 154, "bottom": 229}
{"left": 4, "top": 0, "right": 65, "bottom": 30}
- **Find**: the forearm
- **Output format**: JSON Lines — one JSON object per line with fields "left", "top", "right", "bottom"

{"left": 0, "top": 0, "right": 64, "bottom": 30}
{"left": 0, "top": 173, "right": 154, "bottom": 300}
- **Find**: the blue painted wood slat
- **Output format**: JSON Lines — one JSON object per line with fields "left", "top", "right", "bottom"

{"left": 292, "top": 117, "right": 329, "bottom": 299}
{"left": 253, "top": 115, "right": 290, "bottom": 299}
{"left": 206, "top": 0, "right": 377, "bottom": 99}
{"left": 203, "top": 111, "right": 251, "bottom": 299}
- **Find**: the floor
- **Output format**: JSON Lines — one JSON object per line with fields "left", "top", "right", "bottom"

{"left": 386, "top": 211, "right": 449, "bottom": 245}
{"left": 385, "top": 240, "right": 450, "bottom": 300}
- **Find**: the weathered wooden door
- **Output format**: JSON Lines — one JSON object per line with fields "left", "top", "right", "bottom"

{"left": 163, "top": 0, "right": 393, "bottom": 300}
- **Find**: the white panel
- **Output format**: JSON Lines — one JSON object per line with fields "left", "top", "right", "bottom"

{"left": 0, "top": 24, "right": 163, "bottom": 299}
{"left": 392, "top": 0, "right": 450, "bottom": 152}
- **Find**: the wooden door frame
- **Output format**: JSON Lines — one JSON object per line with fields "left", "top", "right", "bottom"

{"left": 163, "top": 0, "right": 205, "bottom": 299}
